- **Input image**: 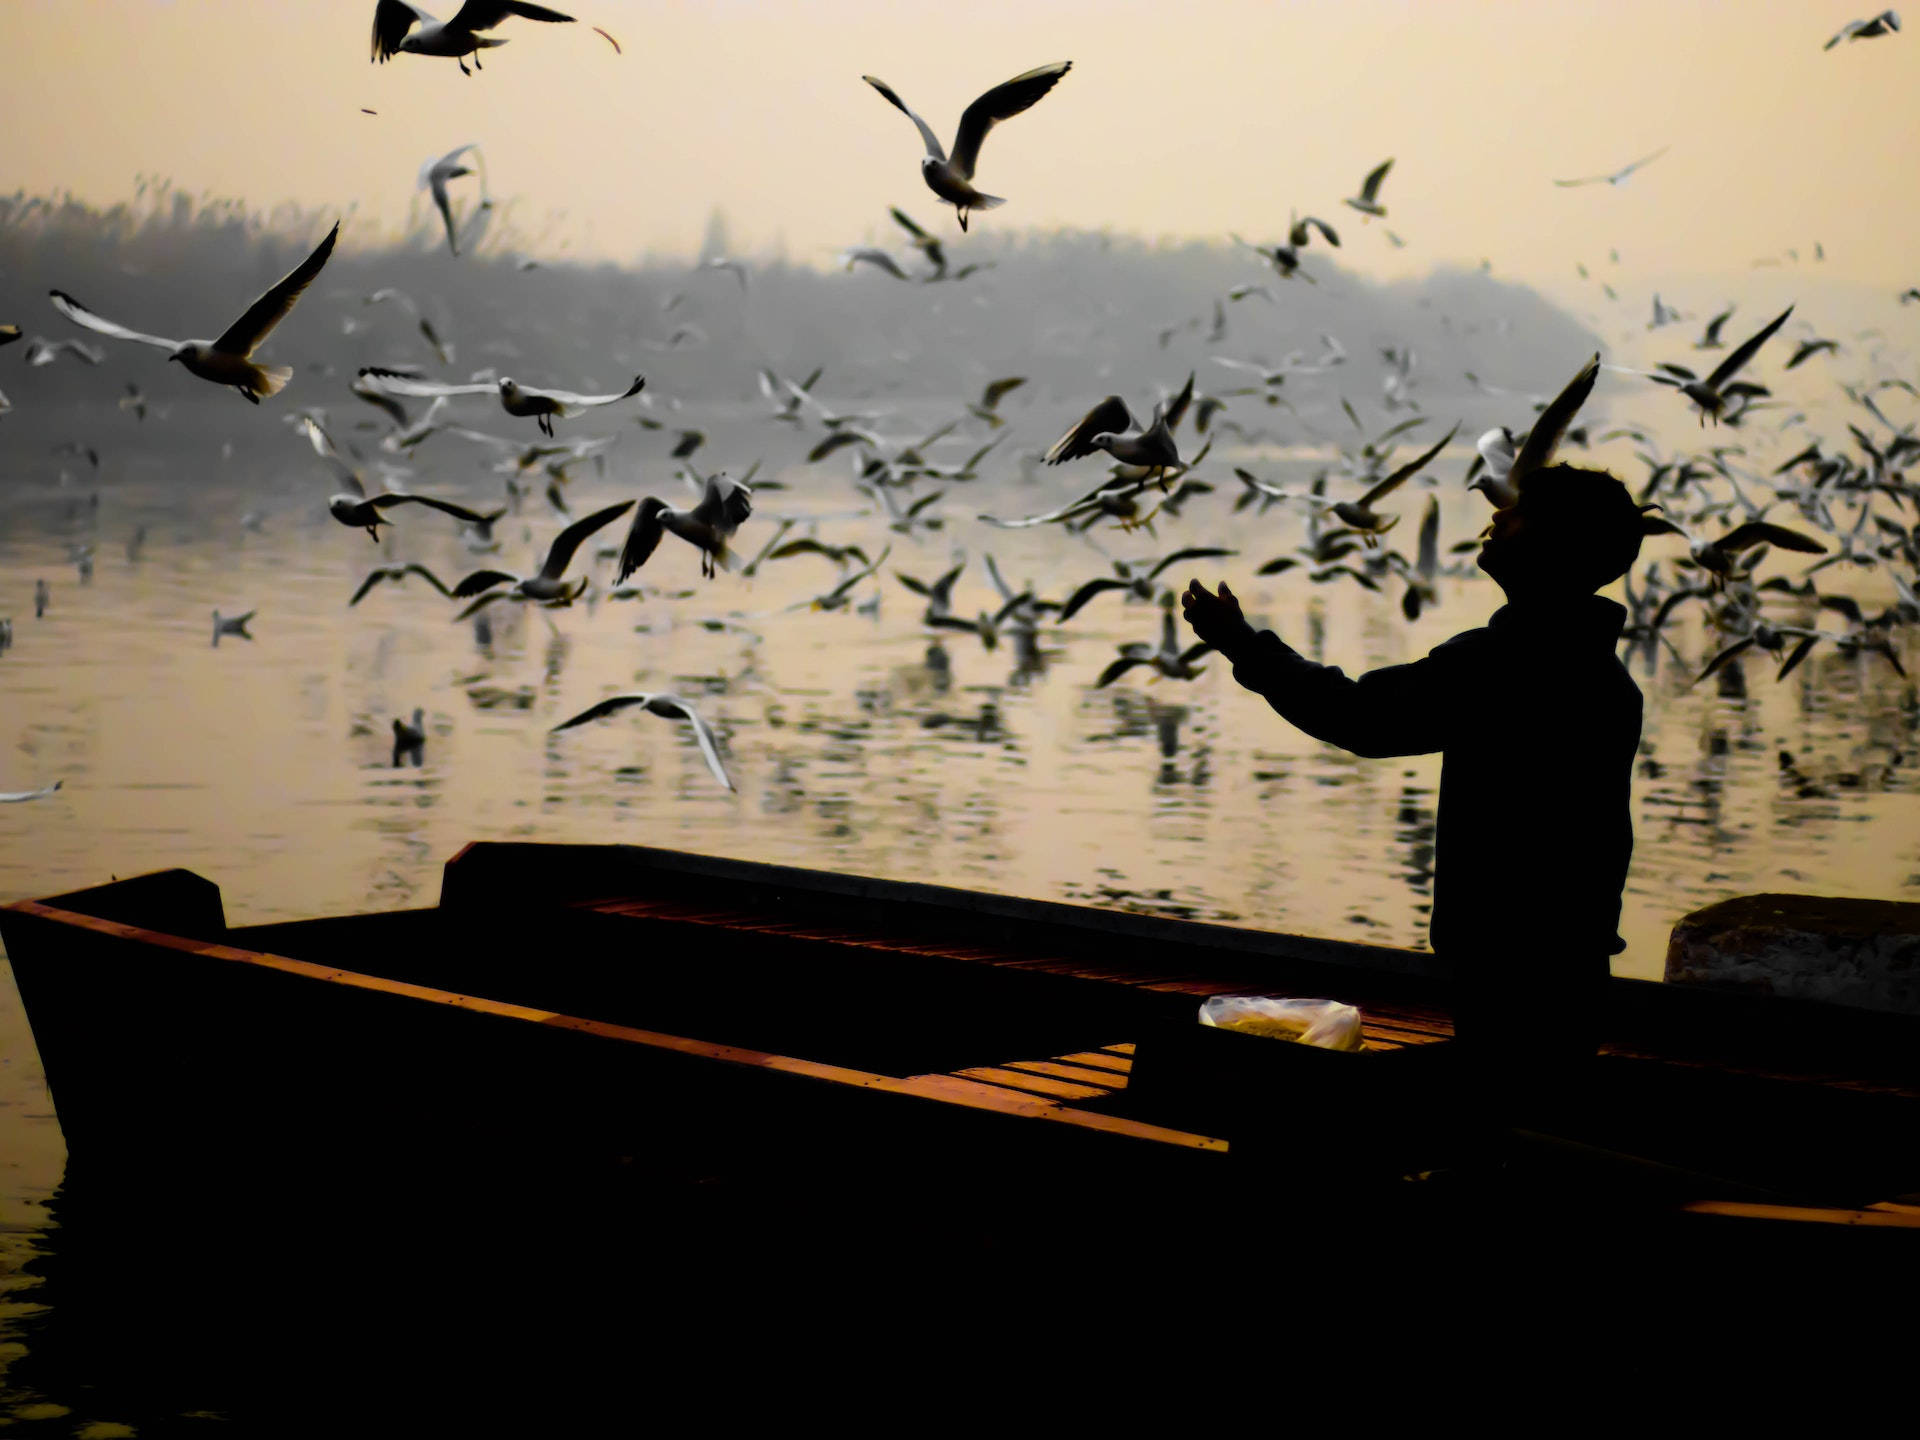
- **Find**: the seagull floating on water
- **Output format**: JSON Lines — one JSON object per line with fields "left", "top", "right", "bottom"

{"left": 51, "top": 223, "right": 338, "bottom": 403}
{"left": 863, "top": 62, "right": 1072, "bottom": 232}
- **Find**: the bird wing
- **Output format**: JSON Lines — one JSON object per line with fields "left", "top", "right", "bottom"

{"left": 372, "top": 0, "right": 435, "bottom": 60}
{"left": 980, "top": 376, "right": 1026, "bottom": 409}
{"left": 450, "top": 569, "right": 517, "bottom": 599}
{"left": 843, "top": 248, "right": 910, "bottom": 280}
{"left": 213, "top": 223, "right": 339, "bottom": 357}
{"left": 1695, "top": 637, "right": 1756, "bottom": 683}
{"left": 1055, "top": 577, "right": 1135, "bottom": 623}
{"left": 1705, "top": 305, "right": 1794, "bottom": 391}
{"left": 977, "top": 475, "right": 1142, "bottom": 529}
{"left": 1295, "top": 215, "right": 1340, "bottom": 247}
{"left": 1775, "top": 632, "right": 1823, "bottom": 679}
{"left": 889, "top": 207, "right": 934, "bottom": 242}
{"left": 863, "top": 76, "right": 947, "bottom": 162}
{"left": 450, "top": 0, "right": 576, "bottom": 32}
{"left": 1144, "top": 546, "right": 1235, "bottom": 581}
{"left": 696, "top": 472, "right": 754, "bottom": 529}
{"left": 516, "top": 375, "right": 646, "bottom": 408}
{"left": 649, "top": 694, "right": 735, "bottom": 791}
{"left": 1358, "top": 157, "right": 1394, "bottom": 203}
{"left": 48, "top": 291, "right": 180, "bottom": 351}
{"left": 550, "top": 694, "right": 652, "bottom": 733}
{"left": 1716, "top": 521, "right": 1826, "bottom": 556}
{"left": 949, "top": 61, "right": 1072, "bottom": 180}
{"left": 371, "top": 492, "right": 489, "bottom": 524}
{"left": 808, "top": 430, "right": 872, "bottom": 463}
{"left": 1359, "top": 424, "right": 1458, "bottom": 507}
{"left": 1613, "top": 145, "right": 1668, "bottom": 180}
{"left": 348, "top": 570, "right": 392, "bottom": 607}
{"left": 1045, "top": 395, "right": 1133, "bottom": 465}
{"left": 540, "top": 499, "right": 634, "bottom": 580}
{"left": 1415, "top": 498, "right": 1440, "bottom": 580}
{"left": 401, "top": 563, "right": 453, "bottom": 597}
{"left": 1512, "top": 353, "right": 1599, "bottom": 490}
{"left": 358, "top": 368, "right": 496, "bottom": 399}
{"left": 1162, "top": 372, "right": 1197, "bottom": 432}
{"left": 615, "top": 503, "right": 664, "bottom": 583}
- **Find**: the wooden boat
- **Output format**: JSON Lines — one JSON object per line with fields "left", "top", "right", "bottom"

{"left": 5, "top": 841, "right": 1919, "bottom": 1238}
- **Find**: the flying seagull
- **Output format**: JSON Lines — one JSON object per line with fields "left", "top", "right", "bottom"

{"left": 550, "top": 692, "right": 734, "bottom": 792}
{"left": 50, "top": 222, "right": 339, "bottom": 403}
{"left": 1344, "top": 159, "right": 1394, "bottom": 218}
{"left": 451, "top": 500, "right": 633, "bottom": 612}
{"left": 1045, "top": 394, "right": 1182, "bottom": 483}
{"left": 1553, "top": 146, "right": 1669, "bottom": 187}
{"left": 357, "top": 367, "right": 645, "bottom": 436}
{"left": 420, "top": 144, "right": 482, "bottom": 256}
{"left": 617, "top": 472, "right": 754, "bottom": 581}
{"left": 1619, "top": 305, "right": 1796, "bottom": 423}
{"left": 1327, "top": 425, "right": 1459, "bottom": 542}
{"left": 1825, "top": 11, "right": 1900, "bottom": 48}
{"left": 1469, "top": 353, "right": 1600, "bottom": 506}
{"left": 863, "top": 62, "right": 1073, "bottom": 232}
{"left": 371, "top": 0, "right": 576, "bottom": 74}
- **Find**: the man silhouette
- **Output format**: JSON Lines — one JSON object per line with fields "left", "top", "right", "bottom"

{"left": 1182, "top": 465, "right": 1646, "bottom": 1090}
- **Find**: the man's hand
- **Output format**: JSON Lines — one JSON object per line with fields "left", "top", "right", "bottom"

{"left": 1181, "top": 578, "right": 1256, "bottom": 658}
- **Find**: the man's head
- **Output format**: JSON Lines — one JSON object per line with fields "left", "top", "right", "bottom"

{"left": 1476, "top": 464, "right": 1646, "bottom": 601}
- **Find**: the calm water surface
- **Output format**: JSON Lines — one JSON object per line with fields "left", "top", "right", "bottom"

{"left": 3, "top": 409, "right": 1918, "bottom": 1425}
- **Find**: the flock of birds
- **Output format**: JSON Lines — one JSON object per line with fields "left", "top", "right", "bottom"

{"left": 4, "top": 5, "right": 1918, "bottom": 810}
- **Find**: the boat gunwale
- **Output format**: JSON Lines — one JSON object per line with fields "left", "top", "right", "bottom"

{"left": 0, "top": 896, "right": 1231, "bottom": 1156}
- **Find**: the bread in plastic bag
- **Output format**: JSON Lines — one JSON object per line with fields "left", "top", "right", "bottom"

{"left": 1198, "top": 995, "right": 1364, "bottom": 1051}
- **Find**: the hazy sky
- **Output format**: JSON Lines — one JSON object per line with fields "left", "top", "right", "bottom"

{"left": 4, "top": 0, "right": 1917, "bottom": 299}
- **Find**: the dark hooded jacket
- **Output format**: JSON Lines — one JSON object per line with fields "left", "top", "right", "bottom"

{"left": 1222, "top": 594, "right": 1642, "bottom": 969}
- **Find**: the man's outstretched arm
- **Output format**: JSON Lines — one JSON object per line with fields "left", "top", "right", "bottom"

{"left": 1182, "top": 579, "right": 1449, "bottom": 758}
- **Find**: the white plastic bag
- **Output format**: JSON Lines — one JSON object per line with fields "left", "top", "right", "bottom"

{"left": 1198, "top": 995, "right": 1364, "bottom": 1051}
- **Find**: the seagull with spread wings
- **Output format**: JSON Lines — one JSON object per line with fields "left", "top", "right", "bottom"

{"left": 50, "top": 222, "right": 338, "bottom": 403}
{"left": 1825, "top": 10, "right": 1901, "bottom": 48}
{"left": 1344, "top": 159, "right": 1394, "bottom": 218}
{"left": 451, "top": 500, "right": 634, "bottom": 615}
{"left": 1096, "top": 596, "right": 1212, "bottom": 687}
{"left": 349, "top": 563, "right": 456, "bottom": 606}
{"left": 1553, "top": 146, "right": 1669, "bottom": 187}
{"left": 863, "top": 62, "right": 1072, "bottom": 232}
{"left": 357, "top": 367, "right": 645, "bottom": 437}
{"left": 617, "top": 473, "right": 753, "bottom": 582}
{"left": 1612, "top": 305, "right": 1795, "bottom": 424}
{"left": 371, "top": 0, "right": 577, "bottom": 73}
{"left": 550, "top": 692, "right": 734, "bottom": 791}
{"left": 1326, "top": 425, "right": 1459, "bottom": 544}
{"left": 1468, "top": 353, "right": 1600, "bottom": 507}
{"left": 304, "top": 416, "right": 490, "bottom": 540}
{"left": 1045, "top": 394, "right": 1182, "bottom": 483}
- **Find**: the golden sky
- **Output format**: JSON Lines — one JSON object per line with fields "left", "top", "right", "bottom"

{"left": 3, "top": 0, "right": 1917, "bottom": 297}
